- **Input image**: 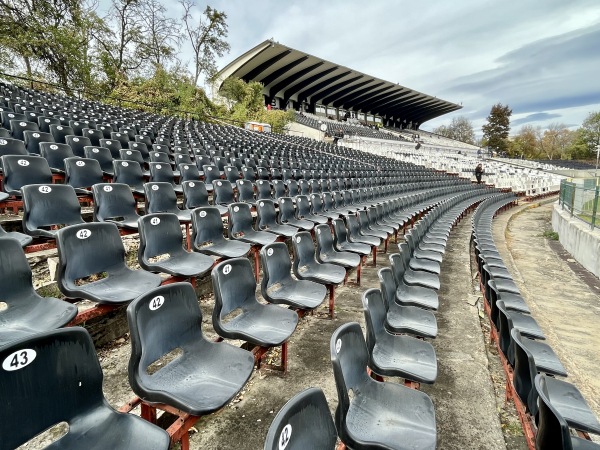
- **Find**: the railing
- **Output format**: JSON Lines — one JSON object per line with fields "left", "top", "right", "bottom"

{"left": 559, "top": 179, "right": 600, "bottom": 229}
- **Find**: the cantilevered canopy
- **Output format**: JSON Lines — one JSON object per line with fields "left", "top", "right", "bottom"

{"left": 214, "top": 40, "right": 461, "bottom": 127}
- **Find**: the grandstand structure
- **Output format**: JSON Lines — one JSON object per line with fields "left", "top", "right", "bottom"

{"left": 1, "top": 73, "right": 599, "bottom": 450}
{"left": 214, "top": 39, "right": 461, "bottom": 130}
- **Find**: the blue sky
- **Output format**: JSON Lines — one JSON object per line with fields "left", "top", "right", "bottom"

{"left": 101, "top": 0, "right": 600, "bottom": 135}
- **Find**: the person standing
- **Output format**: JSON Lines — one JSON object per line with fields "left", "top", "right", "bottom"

{"left": 475, "top": 163, "right": 483, "bottom": 184}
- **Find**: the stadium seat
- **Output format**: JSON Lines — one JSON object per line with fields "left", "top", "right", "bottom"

{"left": 191, "top": 207, "right": 250, "bottom": 259}
{"left": 278, "top": 197, "right": 314, "bottom": 231}
{"left": 39, "top": 142, "right": 75, "bottom": 173}
{"left": 119, "top": 149, "right": 149, "bottom": 176}
{"left": 138, "top": 213, "right": 213, "bottom": 278}
{"left": 84, "top": 146, "right": 114, "bottom": 176}
{"left": 179, "top": 162, "right": 201, "bottom": 182}
{"left": 228, "top": 202, "right": 277, "bottom": 246}
{"left": 314, "top": 223, "right": 361, "bottom": 273}
{"left": 260, "top": 242, "right": 326, "bottom": 310}
{"left": 330, "top": 322, "right": 436, "bottom": 449}
{"left": 9, "top": 119, "right": 38, "bottom": 141}
{"left": 235, "top": 179, "right": 256, "bottom": 207}
{"left": 0, "top": 239, "right": 77, "bottom": 347}
{"left": 64, "top": 157, "right": 103, "bottom": 194}
{"left": 113, "top": 160, "right": 145, "bottom": 195}
{"left": 149, "top": 162, "right": 182, "bottom": 194}
{"left": 49, "top": 124, "right": 73, "bottom": 144}
{"left": 92, "top": 183, "right": 141, "bottom": 230}
{"left": 389, "top": 253, "right": 439, "bottom": 310}
{"left": 263, "top": 388, "right": 337, "bottom": 450}
{"left": 99, "top": 138, "right": 122, "bottom": 159}
{"left": 0, "top": 327, "right": 170, "bottom": 449}
{"left": 65, "top": 135, "right": 91, "bottom": 158}
{"left": 331, "top": 217, "right": 372, "bottom": 257}
{"left": 56, "top": 222, "right": 161, "bottom": 304}
{"left": 144, "top": 182, "right": 191, "bottom": 222}
{"left": 23, "top": 130, "right": 54, "bottom": 155}
{"left": 362, "top": 288, "right": 437, "bottom": 384}
{"left": 1, "top": 154, "right": 53, "bottom": 196}
{"left": 256, "top": 199, "right": 297, "bottom": 238}
{"left": 181, "top": 180, "right": 211, "bottom": 210}
{"left": 396, "top": 243, "right": 440, "bottom": 290}
{"left": 212, "top": 179, "right": 236, "bottom": 213}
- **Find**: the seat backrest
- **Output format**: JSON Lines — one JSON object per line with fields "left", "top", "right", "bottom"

{"left": 330, "top": 322, "right": 371, "bottom": 437}
{"left": 37, "top": 116, "right": 60, "bottom": 133}
{"left": 191, "top": 206, "right": 227, "bottom": 246}
{"left": 534, "top": 374, "right": 573, "bottom": 450}
{"left": 10, "top": 119, "right": 38, "bottom": 141}
{"left": 236, "top": 179, "right": 255, "bottom": 203}
{"left": 110, "top": 131, "right": 130, "bottom": 149}
{"left": 263, "top": 387, "right": 337, "bottom": 450}
{"left": 211, "top": 258, "right": 257, "bottom": 323}
{"left": 113, "top": 159, "right": 144, "bottom": 188}
{"left": 1, "top": 110, "right": 26, "bottom": 129}
{"left": 49, "top": 124, "right": 73, "bottom": 144}
{"left": 228, "top": 202, "right": 255, "bottom": 237}
{"left": 130, "top": 141, "right": 150, "bottom": 161}
{"left": 0, "top": 238, "right": 38, "bottom": 301}
{"left": 213, "top": 179, "right": 235, "bottom": 206}
{"left": 182, "top": 180, "right": 209, "bottom": 209}
{"left": 299, "top": 179, "right": 310, "bottom": 195}
{"left": 22, "top": 184, "right": 84, "bottom": 234}
{"left": 179, "top": 162, "right": 200, "bottom": 182}
{"left": 145, "top": 182, "right": 178, "bottom": 214}
{"left": 510, "top": 327, "right": 538, "bottom": 412}
{"left": 138, "top": 213, "right": 186, "bottom": 269}
{"left": 149, "top": 161, "right": 176, "bottom": 184}
{"left": 332, "top": 218, "right": 350, "bottom": 245}
{"left": 256, "top": 180, "right": 272, "bottom": 200}
{"left": 292, "top": 231, "right": 317, "bottom": 271}
{"left": 92, "top": 183, "right": 138, "bottom": 223}
{"left": 55, "top": 221, "right": 127, "bottom": 293}
{"left": 260, "top": 242, "right": 293, "bottom": 294}
{"left": 310, "top": 193, "right": 324, "bottom": 214}
{"left": 0, "top": 137, "right": 28, "bottom": 162}
{"left": 64, "top": 157, "right": 103, "bottom": 189}
{"left": 119, "top": 149, "right": 145, "bottom": 166}
{"left": 84, "top": 146, "right": 113, "bottom": 173}
{"left": 256, "top": 199, "right": 278, "bottom": 229}
{"left": 39, "top": 142, "right": 74, "bottom": 171}
{"left": 315, "top": 223, "right": 336, "bottom": 255}
{"left": 1, "top": 154, "right": 53, "bottom": 193}
{"left": 389, "top": 253, "right": 406, "bottom": 286}
{"left": 99, "top": 138, "right": 122, "bottom": 158}
{"left": 295, "top": 195, "right": 311, "bottom": 218}
{"left": 82, "top": 127, "right": 102, "bottom": 146}
{"left": 65, "top": 135, "right": 91, "bottom": 158}
{"left": 278, "top": 197, "right": 296, "bottom": 223}
{"left": 361, "top": 288, "right": 386, "bottom": 355}
{"left": 0, "top": 327, "right": 109, "bottom": 450}
{"left": 23, "top": 130, "right": 54, "bottom": 155}
{"left": 377, "top": 267, "right": 396, "bottom": 311}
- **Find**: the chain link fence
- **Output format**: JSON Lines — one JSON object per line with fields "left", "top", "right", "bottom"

{"left": 559, "top": 178, "right": 600, "bottom": 229}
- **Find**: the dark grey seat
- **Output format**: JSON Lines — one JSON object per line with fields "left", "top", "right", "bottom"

{"left": 257, "top": 199, "right": 297, "bottom": 238}
{"left": 278, "top": 197, "right": 314, "bottom": 231}
{"left": 264, "top": 387, "right": 337, "bottom": 450}
{"left": 228, "top": 202, "right": 277, "bottom": 246}
{"left": 138, "top": 213, "right": 214, "bottom": 278}
{"left": 56, "top": 222, "right": 161, "bottom": 304}
{"left": 0, "top": 222, "right": 33, "bottom": 247}
{"left": 1, "top": 154, "right": 53, "bottom": 196}
{"left": 127, "top": 282, "right": 254, "bottom": 416}
{"left": 92, "top": 183, "right": 141, "bottom": 230}
{"left": 144, "top": 182, "right": 191, "bottom": 223}
{"left": 331, "top": 218, "right": 371, "bottom": 256}
{"left": 292, "top": 231, "right": 346, "bottom": 286}
{"left": 345, "top": 213, "right": 381, "bottom": 247}
{"left": 260, "top": 242, "right": 326, "bottom": 310}
{"left": 0, "top": 239, "right": 77, "bottom": 347}
{"left": 397, "top": 243, "right": 440, "bottom": 290}
{"left": 330, "top": 322, "right": 436, "bottom": 449}
{"left": 113, "top": 160, "right": 145, "bottom": 195}
{"left": 0, "top": 328, "right": 170, "bottom": 450}
{"left": 212, "top": 258, "right": 298, "bottom": 346}
{"left": 182, "top": 180, "right": 211, "bottom": 210}
{"left": 191, "top": 207, "right": 250, "bottom": 259}
{"left": 314, "top": 224, "right": 360, "bottom": 269}
{"left": 362, "top": 289, "right": 438, "bottom": 384}
{"left": 296, "top": 194, "right": 328, "bottom": 225}
{"left": 389, "top": 253, "right": 439, "bottom": 310}
{"left": 378, "top": 267, "right": 438, "bottom": 338}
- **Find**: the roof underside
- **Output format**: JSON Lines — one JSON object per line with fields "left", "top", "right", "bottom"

{"left": 215, "top": 40, "right": 461, "bottom": 126}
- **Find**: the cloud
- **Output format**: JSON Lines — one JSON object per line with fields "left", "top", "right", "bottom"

{"left": 512, "top": 113, "right": 563, "bottom": 127}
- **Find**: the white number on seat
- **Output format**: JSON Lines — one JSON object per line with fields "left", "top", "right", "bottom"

{"left": 3, "top": 349, "right": 36, "bottom": 371}
{"left": 76, "top": 229, "right": 91, "bottom": 239}
{"left": 38, "top": 185, "right": 52, "bottom": 194}
{"left": 279, "top": 424, "right": 292, "bottom": 450}
{"left": 149, "top": 295, "right": 164, "bottom": 310}
{"left": 223, "top": 264, "right": 232, "bottom": 275}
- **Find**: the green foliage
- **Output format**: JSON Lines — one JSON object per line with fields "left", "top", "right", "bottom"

{"left": 433, "top": 116, "right": 475, "bottom": 144}
{"left": 580, "top": 111, "right": 600, "bottom": 154}
{"left": 482, "top": 103, "right": 512, "bottom": 153}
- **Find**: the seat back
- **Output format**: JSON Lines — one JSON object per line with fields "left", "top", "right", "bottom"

{"left": 314, "top": 224, "right": 336, "bottom": 254}
{"left": 145, "top": 182, "right": 178, "bottom": 214}
{"left": 113, "top": 160, "right": 144, "bottom": 190}
{"left": 224, "top": 165, "right": 241, "bottom": 182}
{"left": 99, "top": 138, "right": 122, "bottom": 159}
{"left": 82, "top": 127, "right": 102, "bottom": 146}
{"left": 299, "top": 179, "right": 310, "bottom": 195}
{"left": 179, "top": 162, "right": 200, "bottom": 182}
{"left": 0, "top": 238, "right": 38, "bottom": 301}
{"left": 278, "top": 197, "right": 297, "bottom": 223}
{"left": 211, "top": 258, "right": 257, "bottom": 323}
{"left": 0, "top": 137, "right": 28, "bottom": 167}
{"left": 377, "top": 267, "right": 396, "bottom": 310}
{"left": 236, "top": 179, "right": 255, "bottom": 203}
{"left": 92, "top": 183, "right": 138, "bottom": 223}
{"left": 22, "top": 184, "right": 84, "bottom": 235}
{"left": 0, "top": 328, "right": 108, "bottom": 450}
{"left": 10, "top": 119, "right": 39, "bottom": 141}
{"left": 23, "top": 130, "right": 54, "bottom": 155}
{"left": 263, "top": 387, "right": 337, "bottom": 450}
{"left": 295, "top": 195, "right": 311, "bottom": 218}
{"left": 256, "top": 180, "right": 272, "bottom": 200}
{"left": 256, "top": 199, "right": 278, "bottom": 229}
{"left": 203, "top": 164, "right": 220, "bottom": 184}
{"left": 292, "top": 231, "right": 317, "bottom": 272}
{"left": 38, "top": 116, "right": 60, "bottom": 133}
{"left": 138, "top": 213, "right": 186, "bottom": 270}
{"left": 39, "top": 142, "right": 74, "bottom": 171}
{"left": 182, "top": 180, "right": 209, "bottom": 209}
{"left": 362, "top": 288, "right": 387, "bottom": 355}
{"left": 56, "top": 222, "right": 127, "bottom": 292}
{"left": 332, "top": 218, "right": 350, "bottom": 246}
{"left": 510, "top": 326, "right": 538, "bottom": 413}
{"left": 64, "top": 157, "right": 103, "bottom": 189}
{"left": 191, "top": 206, "right": 227, "bottom": 246}
{"left": 389, "top": 253, "right": 406, "bottom": 286}
{"left": 1, "top": 154, "right": 53, "bottom": 194}
{"left": 260, "top": 242, "right": 293, "bottom": 295}
{"left": 49, "top": 124, "right": 73, "bottom": 144}
{"left": 149, "top": 161, "right": 176, "bottom": 184}
{"left": 65, "top": 135, "right": 91, "bottom": 158}
{"left": 330, "top": 322, "right": 371, "bottom": 439}
{"left": 228, "top": 202, "right": 255, "bottom": 237}
{"left": 534, "top": 374, "right": 573, "bottom": 450}
{"left": 310, "top": 193, "right": 325, "bottom": 214}
{"left": 84, "top": 146, "right": 113, "bottom": 173}
{"left": 213, "top": 179, "right": 235, "bottom": 206}
{"left": 119, "top": 149, "right": 145, "bottom": 167}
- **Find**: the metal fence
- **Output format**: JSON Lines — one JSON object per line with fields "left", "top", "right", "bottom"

{"left": 559, "top": 179, "right": 600, "bottom": 229}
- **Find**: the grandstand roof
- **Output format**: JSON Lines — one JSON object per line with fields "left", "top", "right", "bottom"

{"left": 215, "top": 40, "right": 462, "bottom": 126}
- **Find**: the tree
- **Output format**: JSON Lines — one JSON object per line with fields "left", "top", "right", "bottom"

{"left": 482, "top": 103, "right": 512, "bottom": 154}
{"left": 580, "top": 111, "right": 600, "bottom": 156}
{"left": 433, "top": 116, "right": 475, "bottom": 144}
{"left": 138, "top": 0, "right": 180, "bottom": 67}
{"left": 180, "top": 1, "right": 229, "bottom": 86}
{"left": 509, "top": 124, "right": 538, "bottom": 159}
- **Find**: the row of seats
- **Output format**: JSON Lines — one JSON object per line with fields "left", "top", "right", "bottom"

{"left": 472, "top": 194, "right": 600, "bottom": 449}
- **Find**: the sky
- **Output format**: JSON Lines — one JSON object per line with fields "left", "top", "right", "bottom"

{"left": 102, "top": 0, "right": 600, "bottom": 135}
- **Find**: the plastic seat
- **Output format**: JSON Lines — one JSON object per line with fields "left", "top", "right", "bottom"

{"left": 39, "top": 142, "right": 75, "bottom": 173}
{"left": 10, "top": 119, "right": 39, "bottom": 141}
{"left": 202, "top": 164, "right": 220, "bottom": 191}
{"left": 345, "top": 213, "right": 381, "bottom": 247}
{"left": 64, "top": 157, "right": 103, "bottom": 194}
{"left": 278, "top": 197, "right": 314, "bottom": 231}
{"left": 22, "top": 184, "right": 85, "bottom": 238}
{"left": 112, "top": 160, "right": 146, "bottom": 195}
{"left": 84, "top": 146, "right": 114, "bottom": 176}
{"left": 49, "top": 124, "right": 74, "bottom": 144}
{"left": 331, "top": 218, "right": 371, "bottom": 256}
{"left": 535, "top": 374, "right": 600, "bottom": 438}
{"left": 23, "top": 130, "right": 54, "bottom": 155}
{"left": 314, "top": 224, "right": 360, "bottom": 269}
{"left": 0, "top": 137, "right": 28, "bottom": 169}
{"left": 182, "top": 180, "right": 211, "bottom": 210}
{"left": 212, "top": 179, "right": 236, "bottom": 213}
{"left": 260, "top": 242, "right": 326, "bottom": 310}
{"left": 149, "top": 162, "right": 182, "bottom": 193}
{"left": 92, "top": 183, "right": 141, "bottom": 230}
{"left": 236, "top": 179, "right": 257, "bottom": 206}
{"left": 65, "top": 135, "right": 91, "bottom": 158}
{"left": 82, "top": 127, "right": 102, "bottom": 146}
{"left": 191, "top": 206, "right": 250, "bottom": 258}
{"left": 38, "top": 115, "right": 60, "bottom": 133}
{"left": 138, "top": 213, "right": 214, "bottom": 278}
{"left": 362, "top": 289, "right": 437, "bottom": 384}
{"left": 99, "top": 138, "right": 122, "bottom": 159}
{"left": 330, "top": 322, "right": 437, "bottom": 449}
{"left": 144, "top": 182, "right": 191, "bottom": 222}
{"left": 228, "top": 202, "right": 277, "bottom": 246}
{"left": 256, "top": 199, "right": 297, "bottom": 238}
{"left": 56, "top": 222, "right": 161, "bottom": 304}
{"left": 1, "top": 154, "right": 53, "bottom": 196}
{"left": 0, "top": 222, "right": 33, "bottom": 247}
{"left": 389, "top": 253, "right": 439, "bottom": 310}
{"left": 0, "top": 239, "right": 77, "bottom": 347}
{"left": 212, "top": 258, "right": 298, "bottom": 346}
{"left": 127, "top": 282, "right": 254, "bottom": 417}
{"left": 0, "top": 328, "right": 170, "bottom": 450}
{"left": 264, "top": 388, "right": 337, "bottom": 450}
{"left": 397, "top": 243, "right": 440, "bottom": 290}
{"left": 292, "top": 231, "right": 346, "bottom": 286}
{"left": 378, "top": 267, "right": 438, "bottom": 338}
{"left": 120, "top": 149, "right": 149, "bottom": 175}
{"left": 179, "top": 162, "right": 201, "bottom": 182}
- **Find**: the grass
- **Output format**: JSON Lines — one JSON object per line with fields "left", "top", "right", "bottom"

{"left": 542, "top": 230, "right": 559, "bottom": 240}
